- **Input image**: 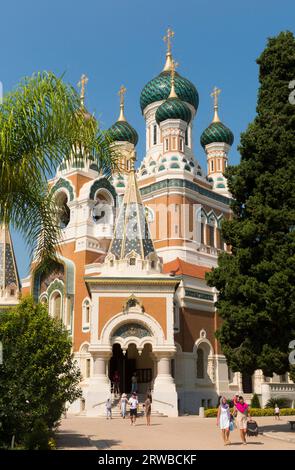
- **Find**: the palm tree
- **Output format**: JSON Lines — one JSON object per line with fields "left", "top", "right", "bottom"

{"left": 0, "top": 72, "right": 117, "bottom": 266}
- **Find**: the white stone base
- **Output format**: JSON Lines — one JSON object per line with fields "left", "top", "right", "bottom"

{"left": 85, "top": 377, "right": 111, "bottom": 417}
{"left": 152, "top": 374, "right": 178, "bottom": 417}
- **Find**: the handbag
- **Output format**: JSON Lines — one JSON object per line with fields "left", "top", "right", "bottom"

{"left": 229, "top": 421, "right": 234, "bottom": 432}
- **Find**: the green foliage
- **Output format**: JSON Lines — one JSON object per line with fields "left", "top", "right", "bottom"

{"left": 205, "top": 408, "right": 295, "bottom": 417}
{"left": 0, "top": 297, "right": 82, "bottom": 449}
{"left": 206, "top": 31, "right": 295, "bottom": 376}
{"left": 251, "top": 393, "right": 261, "bottom": 408}
{"left": 0, "top": 72, "right": 118, "bottom": 265}
{"left": 290, "top": 365, "right": 295, "bottom": 383}
{"left": 265, "top": 397, "right": 289, "bottom": 408}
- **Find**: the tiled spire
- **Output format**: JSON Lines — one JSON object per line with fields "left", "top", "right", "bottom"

{"left": 108, "top": 153, "right": 155, "bottom": 260}
{"left": 0, "top": 224, "right": 20, "bottom": 304}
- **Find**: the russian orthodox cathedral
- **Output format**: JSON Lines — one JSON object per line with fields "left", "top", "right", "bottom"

{"left": 2, "top": 30, "right": 294, "bottom": 414}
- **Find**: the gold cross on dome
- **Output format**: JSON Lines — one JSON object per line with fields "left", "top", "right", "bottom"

{"left": 171, "top": 59, "right": 179, "bottom": 81}
{"left": 78, "top": 74, "right": 88, "bottom": 104}
{"left": 163, "top": 28, "right": 175, "bottom": 54}
{"left": 210, "top": 86, "right": 221, "bottom": 108}
{"left": 118, "top": 84, "right": 127, "bottom": 105}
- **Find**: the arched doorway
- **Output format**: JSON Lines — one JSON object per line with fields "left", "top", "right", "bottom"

{"left": 109, "top": 343, "right": 153, "bottom": 394}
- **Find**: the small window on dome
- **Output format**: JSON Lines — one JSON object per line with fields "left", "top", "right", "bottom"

{"left": 171, "top": 156, "right": 178, "bottom": 161}
{"left": 185, "top": 128, "right": 188, "bottom": 146}
{"left": 211, "top": 160, "right": 214, "bottom": 172}
{"left": 158, "top": 165, "right": 165, "bottom": 171}
{"left": 129, "top": 258, "right": 136, "bottom": 266}
{"left": 165, "top": 139, "right": 169, "bottom": 151}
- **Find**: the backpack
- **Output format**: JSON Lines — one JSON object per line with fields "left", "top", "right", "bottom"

{"left": 246, "top": 419, "right": 259, "bottom": 437}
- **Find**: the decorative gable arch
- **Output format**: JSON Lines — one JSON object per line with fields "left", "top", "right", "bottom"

{"left": 51, "top": 177, "right": 75, "bottom": 201}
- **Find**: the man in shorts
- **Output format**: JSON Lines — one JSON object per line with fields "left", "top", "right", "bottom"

{"left": 128, "top": 392, "right": 139, "bottom": 426}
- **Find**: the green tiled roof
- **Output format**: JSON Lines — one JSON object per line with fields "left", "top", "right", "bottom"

{"left": 108, "top": 121, "right": 138, "bottom": 145}
{"left": 200, "top": 121, "right": 234, "bottom": 148}
{"left": 155, "top": 97, "right": 191, "bottom": 124}
{"left": 140, "top": 71, "right": 198, "bottom": 112}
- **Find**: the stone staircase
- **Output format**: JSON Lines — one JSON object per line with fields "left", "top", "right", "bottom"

{"left": 109, "top": 393, "right": 168, "bottom": 418}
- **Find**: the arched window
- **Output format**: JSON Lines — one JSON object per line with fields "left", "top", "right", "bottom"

{"left": 82, "top": 299, "right": 91, "bottom": 330}
{"left": 208, "top": 214, "right": 217, "bottom": 248}
{"left": 92, "top": 190, "right": 114, "bottom": 225}
{"left": 179, "top": 138, "right": 184, "bottom": 152}
{"left": 55, "top": 191, "right": 70, "bottom": 228}
{"left": 197, "top": 348, "right": 205, "bottom": 379}
{"left": 51, "top": 292, "right": 62, "bottom": 320}
{"left": 196, "top": 209, "right": 207, "bottom": 245}
{"left": 153, "top": 125, "right": 157, "bottom": 145}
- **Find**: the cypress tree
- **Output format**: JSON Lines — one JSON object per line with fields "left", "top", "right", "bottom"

{"left": 206, "top": 31, "right": 295, "bottom": 377}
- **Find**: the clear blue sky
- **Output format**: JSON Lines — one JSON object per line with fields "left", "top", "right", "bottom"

{"left": 1, "top": 0, "right": 294, "bottom": 279}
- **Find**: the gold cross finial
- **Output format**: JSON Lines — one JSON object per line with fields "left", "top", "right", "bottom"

{"left": 169, "top": 59, "right": 179, "bottom": 98}
{"left": 163, "top": 28, "right": 175, "bottom": 71}
{"left": 210, "top": 86, "right": 221, "bottom": 123}
{"left": 163, "top": 28, "right": 175, "bottom": 54}
{"left": 78, "top": 74, "right": 88, "bottom": 106}
{"left": 118, "top": 84, "right": 127, "bottom": 122}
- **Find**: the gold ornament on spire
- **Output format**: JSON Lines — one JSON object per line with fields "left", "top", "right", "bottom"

{"left": 129, "top": 149, "right": 136, "bottom": 173}
{"left": 78, "top": 74, "right": 88, "bottom": 107}
{"left": 210, "top": 86, "right": 221, "bottom": 123}
{"left": 118, "top": 84, "right": 127, "bottom": 122}
{"left": 169, "top": 59, "right": 179, "bottom": 98}
{"left": 163, "top": 27, "right": 175, "bottom": 72}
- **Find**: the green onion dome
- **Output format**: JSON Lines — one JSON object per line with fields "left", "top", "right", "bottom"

{"left": 200, "top": 121, "right": 234, "bottom": 148}
{"left": 108, "top": 120, "right": 138, "bottom": 146}
{"left": 140, "top": 71, "right": 198, "bottom": 113}
{"left": 155, "top": 97, "right": 191, "bottom": 124}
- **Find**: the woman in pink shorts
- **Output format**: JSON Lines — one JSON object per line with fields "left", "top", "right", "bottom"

{"left": 234, "top": 396, "right": 250, "bottom": 445}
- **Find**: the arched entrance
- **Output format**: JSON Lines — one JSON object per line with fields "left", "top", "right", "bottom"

{"left": 109, "top": 343, "right": 154, "bottom": 394}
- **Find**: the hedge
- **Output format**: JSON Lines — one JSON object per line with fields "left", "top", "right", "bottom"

{"left": 204, "top": 408, "right": 295, "bottom": 418}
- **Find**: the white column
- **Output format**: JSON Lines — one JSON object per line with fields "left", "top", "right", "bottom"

{"left": 153, "top": 352, "right": 178, "bottom": 417}
{"left": 86, "top": 350, "right": 111, "bottom": 416}
{"left": 214, "top": 354, "right": 229, "bottom": 396}
{"left": 261, "top": 383, "right": 271, "bottom": 408}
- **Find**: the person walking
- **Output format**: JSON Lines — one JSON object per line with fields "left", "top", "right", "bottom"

{"left": 274, "top": 404, "right": 280, "bottom": 420}
{"left": 120, "top": 393, "right": 128, "bottom": 419}
{"left": 113, "top": 370, "right": 120, "bottom": 396}
{"left": 131, "top": 373, "right": 137, "bottom": 394}
{"left": 128, "top": 392, "right": 139, "bottom": 426}
{"left": 106, "top": 398, "right": 112, "bottom": 420}
{"left": 234, "top": 396, "right": 250, "bottom": 445}
{"left": 216, "top": 397, "right": 231, "bottom": 445}
{"left": 143, "top": 393, "right": 152, "bottom": 426}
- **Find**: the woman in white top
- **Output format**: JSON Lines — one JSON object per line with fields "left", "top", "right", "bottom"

{"left": 217, "top": 396, "right": 231, "bottom": 445}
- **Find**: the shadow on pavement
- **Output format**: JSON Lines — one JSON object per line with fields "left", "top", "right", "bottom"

{"left": 56, "top": 431, "right": 95, "bottom": 449}
{"left": 89, "top": 438, "right": 122, "bottom": 449}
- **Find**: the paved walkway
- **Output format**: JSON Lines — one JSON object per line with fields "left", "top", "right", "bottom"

{"left": 56, "top": 415, "right": 295, "bottom": 450}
